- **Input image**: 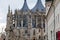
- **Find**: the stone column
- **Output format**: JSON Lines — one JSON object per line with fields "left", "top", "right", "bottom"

{"left": 27, "top": 15, "right": 31, "bottom": 40}
{"left": 15, "top": 20, "right": 17, "bottom": 27}
{"left": 45, "top": 19, "right": 48, "bottom": 40}
{"left": 36, "top": 16, "right": 38, "bottom": 28}
{"left": 21, "top": 15, "right": 23, "bottom": 40}
{"left": 21, "top": 14, "right": 23, "bottom": 28}
{"left": 15, "top": 14, "right": 18, "bottom": 28}
{"left": 21, "top": 18, "right": 23, "bottom": 27}
{"left": 41, "top": 15, "right": 43, "bottom": 28}
{"left": 5, "top": 32, "right": 9, "bottom": 40}
{"left": 28, "top": 15, "right": 32, "bottom": 28}
{"left": 41, "top": 15, "right": 44, "bottom": 40}
{"left": 31, "top": 15, "right": 32, "bottom": 28}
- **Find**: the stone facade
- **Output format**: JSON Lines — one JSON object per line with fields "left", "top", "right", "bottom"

{"left": 5, "top": 0, "right": 46, "bottom": 40}
{"left": 5, "top": 0, "right": 60, "bottom": 40}
{"left": 46, "top": 0, "right": 60, "bottom": 40}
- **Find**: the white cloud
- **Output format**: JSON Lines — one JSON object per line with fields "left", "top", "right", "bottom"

{"left": 0, "top": 17, "right": 2, "bottom": 20}
{"left": 0, "top": 23, "right": 6, "bottom": 33}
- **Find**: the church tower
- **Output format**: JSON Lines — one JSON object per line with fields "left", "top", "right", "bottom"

{"left": 5, "top": 6, "right": 15, "bottom": 40}
{"left": 5, "top": 0, "right": 46, "bottom": 40}
{"left": 6, "top": 6, "right": 13, "bottom": 31}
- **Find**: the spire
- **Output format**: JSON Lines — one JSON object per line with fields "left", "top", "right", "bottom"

{"left": 21, "top": 0, "right": 29, "bottom": 12}
{"left": 11, "top": 10, "right": 12, "bottom": 15}
{"left": 31, "top": 0, "right": 45, "bottom": 12}
{"left": 8, "top": 5, "right": 10, "bottom": 13}
{"left": 7, "top": 5, "right": 12, "bottom": 17}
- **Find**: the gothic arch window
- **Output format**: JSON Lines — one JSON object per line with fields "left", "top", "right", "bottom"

{"left": 17, "top": 15, "right": 22, "bottom": 27}
{"left": 32, "top": 16, "right": 36, "bottom": 28}
{"left": 37, "top": 16, "right": 41, "bottom": 28}
{"left": 23, "top": 15, "right": 28, "bottom": 27}
{"left": 17, "top": 21, "right": 21, "bottom": 27}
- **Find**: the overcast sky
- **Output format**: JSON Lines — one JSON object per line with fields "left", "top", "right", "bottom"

{"left": 0, "top": 0, "right": 45, "bottom": 33}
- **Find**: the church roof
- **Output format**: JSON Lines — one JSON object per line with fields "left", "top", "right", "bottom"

{"left": 21, "top": 0, "right": 29, "bottom": 12}
{"left": 31, "top": 0, "right": 45, "bottom": 12}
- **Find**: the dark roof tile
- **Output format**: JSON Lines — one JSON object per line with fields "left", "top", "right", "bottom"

{"left": 21, "top": 0, "right": 29, "bottom": 12}
{"left": 31, "top": 0, "right": 45, "bottom": 12}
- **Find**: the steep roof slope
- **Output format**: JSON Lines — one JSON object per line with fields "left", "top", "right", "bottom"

{"left": 31, "top": 0, "right": 45, "bottom": 12}
{"left": 21, "top": 0, "right": 29, "bottom": 12}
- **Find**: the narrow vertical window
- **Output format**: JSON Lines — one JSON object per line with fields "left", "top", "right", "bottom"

{"left": 23, "top": 15, "right": 28, "bottom": 27}
{"left": 17, "top": 15, "right": 21, "bottom": 27}
{"left": 32, "top": 16, "right": 36, "bottom": 28}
